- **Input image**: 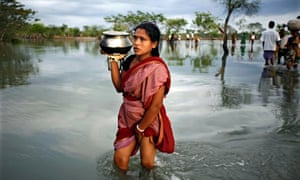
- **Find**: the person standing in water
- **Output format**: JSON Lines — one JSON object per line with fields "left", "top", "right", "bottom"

{"left": 250, "top": 32, "right": 256, "bottom": 51}
{"left": 260, "top": 20, "right": 281, "bottom": 65}
{"left": 277, "top": 28, "right": 290, "bottom": 65}
{"left": 107, "top": 22, "right": 175, "bottom": 173}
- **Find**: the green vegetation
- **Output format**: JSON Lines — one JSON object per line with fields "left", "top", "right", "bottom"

{"left": 215, "top": 0, "right": 261, "bottom": 54}
{"left": 104, "top": 10, "right": 166, "bottom": 31}
{"left": 193, "top": 12, "right": 220, "bottom": 38}
{"left": 0, "top": 0, "right": 36, "bottom": 41}
{"left": 165, "top": 18, "right": 188, "bottom": 35}
{"left": 1, "top": 0, "right": 262, "bottom": 44}
{"left": 24, "top": 23, "right": 106, "bottom": 39}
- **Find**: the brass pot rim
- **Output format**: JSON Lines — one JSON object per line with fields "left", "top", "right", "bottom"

{"left": 102, "top": 31, "right": 129, "bottom": 36}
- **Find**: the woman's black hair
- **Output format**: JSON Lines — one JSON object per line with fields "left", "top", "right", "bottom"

{"left": 134, "top": 21, "right": 161, "bottom": 56}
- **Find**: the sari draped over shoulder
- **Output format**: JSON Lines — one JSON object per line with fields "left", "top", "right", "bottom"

{"left": 114, "top": 56, "right": 172, "bottom": 155}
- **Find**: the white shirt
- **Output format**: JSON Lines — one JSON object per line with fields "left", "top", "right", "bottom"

{"left": 261, "top": 29, "right": 280, "bottom": 51}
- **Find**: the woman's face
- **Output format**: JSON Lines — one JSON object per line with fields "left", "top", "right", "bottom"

{"left": 133, "top": 28, "right": 157, "bottom": 59}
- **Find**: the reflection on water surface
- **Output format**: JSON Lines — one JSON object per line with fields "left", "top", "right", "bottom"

{"left": 1, "top": 40, "right": 299, "bottom": 179}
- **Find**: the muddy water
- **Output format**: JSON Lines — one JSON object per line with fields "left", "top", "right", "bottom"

{"left": 1, "top": 40, "right": 299, "bottom": 179}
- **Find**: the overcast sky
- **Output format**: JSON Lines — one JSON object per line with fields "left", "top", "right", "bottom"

{"left": 18, "top": 0, "right": 299, "bottom": 30}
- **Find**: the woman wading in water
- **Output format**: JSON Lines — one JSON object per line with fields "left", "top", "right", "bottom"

{"left": 108, "top": 22, "right": 174, "bottom": 173}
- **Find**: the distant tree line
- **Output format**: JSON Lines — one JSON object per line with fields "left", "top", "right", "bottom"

{"left": 21, "top": 23, "right": 107, "bottom": 39}
{"left": 1, "top": 0, "right": 263, "bottom": 43}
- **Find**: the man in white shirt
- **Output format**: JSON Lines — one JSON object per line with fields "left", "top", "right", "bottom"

{"left": 261, "top": 21, "right": 281, "bottom": 65}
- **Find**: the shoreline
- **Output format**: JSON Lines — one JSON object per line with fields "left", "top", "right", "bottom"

{"left": 53, "top": 36, "right": 98, "bottom": 41}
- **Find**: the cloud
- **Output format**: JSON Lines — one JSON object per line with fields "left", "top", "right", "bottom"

{"left": 259, "top": 0, "right": 299, "bottom": 16}
{"left": 18, "top": 0, "right": 298, "bottom": 29}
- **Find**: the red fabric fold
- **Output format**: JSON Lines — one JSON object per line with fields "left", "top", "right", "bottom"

{"left": 114, "top": 56, "right": 174, "bottom": 155}
{"left": 120, "top": 56, "right": 171, "bottom": 95}
{"left": 155, "top": 106, "right": 175, "bottom": 153}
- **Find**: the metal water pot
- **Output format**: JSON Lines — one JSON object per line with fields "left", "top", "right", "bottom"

{"left": 287, "top": 19, "right": 300, "bottom": 31}
{"left": 99, "top": 31, "right": 132, "bottom": 55}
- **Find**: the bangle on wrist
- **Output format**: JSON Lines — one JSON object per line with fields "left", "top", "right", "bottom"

{"left": 136, "top": 124, "right": 144, "bottom": 133}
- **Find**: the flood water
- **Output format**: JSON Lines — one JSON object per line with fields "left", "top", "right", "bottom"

{"left": 1, "top": 39, "right": 300, "bottom": 180}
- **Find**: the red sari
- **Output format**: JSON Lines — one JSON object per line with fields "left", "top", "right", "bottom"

{"left": 114, "top": 56, "right": 174, "bottom": 154}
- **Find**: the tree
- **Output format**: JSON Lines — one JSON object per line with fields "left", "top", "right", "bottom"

{"left": 247, "top": 22, "right": 264, "bottom": 34}
{"left": 60, "top": 24, "right": 68, "bottom": 36}
{"left": 193, "top": 12, "right": 219, "bottom": 37}
{"left": 68, "top": 27, "right": 81, "bottom": 37}
{"left": 81, "top": 25, "right": 107, "bottom": 37}
{"left": 0, "top": 0, "right": 36, "bottom": 41}
{"left": 215, "top": 0, "right": 261, "bottom": 54}
{"left": 30, "top": 23, "right": 47, "bottom": 34}
{"left": 165, "top": 18, "right": 188, "bottom": 36}
{"left": 104, "top": 10, "right": 166, "bottom": 32}
{"left": 47, "top": 25, "right": 62, "bottom": 37}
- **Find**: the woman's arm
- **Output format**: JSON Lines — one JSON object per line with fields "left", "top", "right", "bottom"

{"left": 110, "top": 61, "right": 122, "bottom": 92}
{"left": 109, "top": 55, "right": 126, "bottom": 92}
{"left": 136, "top": 86, "right": 165, "bottom": 131}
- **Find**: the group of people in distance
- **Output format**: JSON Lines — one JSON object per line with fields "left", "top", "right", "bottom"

{"left": 261, "top": 17, "right": 300, "bottom": 69}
